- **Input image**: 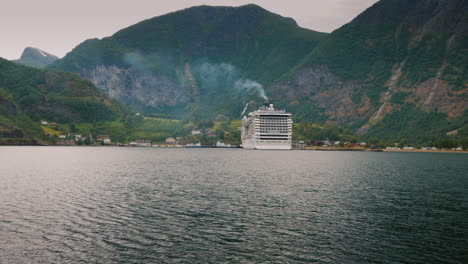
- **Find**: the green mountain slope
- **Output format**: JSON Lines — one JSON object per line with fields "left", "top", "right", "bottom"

{"left": 50, "top": 4, "right": 327, "bottom": 118}
{"left": 272, "top": 0, "right": 467, "bottom": 140}
{"left": 111, "top": 4, "right": 325, "bottom": 84}
{"left": 0, "top": 58, "right": 126, "bottom": 143}
{"left": 299, "top": 0, "right": 467, "bottom": 91}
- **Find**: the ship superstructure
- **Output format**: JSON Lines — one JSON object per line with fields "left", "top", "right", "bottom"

{"left": 241, "top": 104, "right": 292, "bottom": 150}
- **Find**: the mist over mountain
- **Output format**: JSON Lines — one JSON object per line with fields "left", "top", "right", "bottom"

{"left": 48, "top": 0, "right": 468, "bottom": 142}
{"left": 49, "top": 4, "right": 326, "bottom": 118}
{"left": 14, "top": 47, "right": 59, "bottom": 68}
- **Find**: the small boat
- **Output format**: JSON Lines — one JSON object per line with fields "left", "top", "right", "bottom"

{"left": 185, "top": 142, "right": 202, "bottom": 148}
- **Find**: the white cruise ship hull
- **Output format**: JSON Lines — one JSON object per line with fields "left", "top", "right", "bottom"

{"left": 254, "top": 144, "right": 291, "bottom": 150}
{"left": 242, "top": 138, "right": 291, "bottom": 150}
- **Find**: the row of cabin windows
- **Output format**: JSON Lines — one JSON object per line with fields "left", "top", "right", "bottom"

{"left": 257, "top": 140, "right": 291, "bottom": 143}
{"left": 259, "top": 124, "right": 289, "bottom": 127}
{"left": 260, "top": 131, "right": 289, "bottom": 133}
{"left": 259, "top": 117, "right": 290, "bottom": 120}
{"left": 256, "top": 122, "right": 291, "bottom": 124}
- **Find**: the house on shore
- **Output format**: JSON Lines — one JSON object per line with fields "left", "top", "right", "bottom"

{"left": 165, "top": 137, "right": 176, "bottom": 144}
{"left": 97, "top": 135, "right": 111, "bottom": 144}
{"left": 72, "top": 134, "right": 83, "bottom": 142}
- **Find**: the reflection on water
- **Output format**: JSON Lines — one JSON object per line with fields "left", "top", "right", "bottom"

{"left": 1, "top": 147, "right": 467, "bottom": 263}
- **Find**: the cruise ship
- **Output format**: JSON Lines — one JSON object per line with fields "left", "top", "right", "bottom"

{"left": 241, "top": 103, "right": 293, "bottom": 150}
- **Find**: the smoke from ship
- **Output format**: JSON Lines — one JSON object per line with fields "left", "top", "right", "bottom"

{"left": 234, "top": 79, "right": 267, "bottom": 101}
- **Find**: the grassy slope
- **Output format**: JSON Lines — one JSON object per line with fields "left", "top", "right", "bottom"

{"left": 364, "top": 104, "right": 467, "bottom": 144}
{"left": 292, "top": 0, "right": 466, "bottom": 97}
{"left": 0, "top": 58, "right": 127, "bottom": 143}
{"left": 292, "top": 1, "right": 414, "bottom": 102}
{"left": 285, "top": 0, "right": 468, "bottom": 139}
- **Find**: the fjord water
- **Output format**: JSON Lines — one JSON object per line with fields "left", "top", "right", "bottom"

{"left": 1, "top": 147, "right": 467, "bottom": 263}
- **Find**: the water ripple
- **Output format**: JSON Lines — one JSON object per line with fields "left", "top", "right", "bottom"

{"left": 0, "top": 147, "right": 467, "bottom": 263}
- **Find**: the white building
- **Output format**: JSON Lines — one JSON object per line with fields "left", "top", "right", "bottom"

{"left": 166, "top": 137, "right": 176, "bottom": 144}
{"left": 96, "top": 135, "right": 111, "bottom": 144}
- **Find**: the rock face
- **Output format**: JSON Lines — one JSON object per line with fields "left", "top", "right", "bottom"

{"left": 271, "top": 65, "right": 366, "bottom": 125}
{"left": 82, "top": 65, "right": 190, "bottom": 112}
{"left": 14, "top": 47, "right": 59, "bottom": 68}
{"left": 273, "top": 65, "right": 342, "bottom": 98}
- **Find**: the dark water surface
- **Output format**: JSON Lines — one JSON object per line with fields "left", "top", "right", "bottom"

{"left": 1, "top": 147, "right": 467, "bottom": 263}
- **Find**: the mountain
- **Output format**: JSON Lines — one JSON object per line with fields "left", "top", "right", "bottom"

{"left": 49, "top": 1, "right": 468, "bottom": 143}
{"left": 49, "top": 4, "right": 327, "bottom": 118}
{"left": 14, "top": 47, "right": 59, "bottom": 68}
{"left": 271, "top": 0, "right": 468, "bottom": 142}
{"left": 0, "top": 57, "right": 126, "bottom": 144}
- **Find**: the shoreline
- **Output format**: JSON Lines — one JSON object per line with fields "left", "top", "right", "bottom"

{"left": 381, "top": 149, "right": 468, "bottom": 154}
{"left": 297, "top": 147, "right": 467, "bottom": 153}
{"left": 1, "top": 145, "right": 467, "bottom": 153}
{"left": 293, "top": 147, "right": 468, "bottom": 153}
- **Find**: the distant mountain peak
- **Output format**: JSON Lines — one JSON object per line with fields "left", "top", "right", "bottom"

{"left": 14, "top": 47, "right": 59, "bottom": 68}
{"left": 20, "top": 47, "right": 58, "bottom": 60}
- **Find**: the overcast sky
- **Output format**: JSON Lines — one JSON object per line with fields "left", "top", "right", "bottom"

{"left": 0, "top": 0, "right": 378, "bottom": 60}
